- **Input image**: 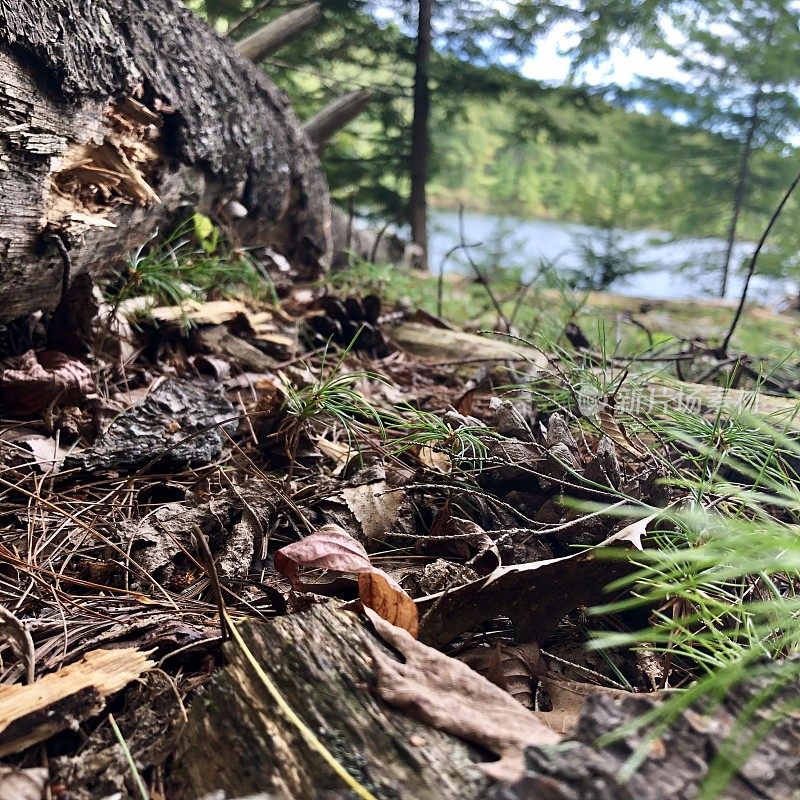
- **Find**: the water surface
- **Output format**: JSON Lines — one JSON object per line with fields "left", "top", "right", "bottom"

{"left": 428, "top": 210, "right": 786, "bottom": 304}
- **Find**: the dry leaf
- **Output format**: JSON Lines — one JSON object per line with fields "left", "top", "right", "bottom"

{"left": 598, "top": 403, "right": 649, "bottom": 460}
{"left": 417, "top": 444, "right": 452, "bottom": 473}
{"left": 417, "top": 512, "right": 661, "bottom": 648}
{"left": 0, "top": 428, "right": 71, "bottom": 473}
{"left": 341, "top": 481, "right": 403, "bottom": 540}
{"left": 1, "top": 350, "right": 92, "bottom": 415}
{"left": 367, "top": 609, "right": 561, "bottom": 782}
{"left": 534, "top": 674, "right": 634, "bottom": 735}
{"left": 275, "top": 524, "right": 419, "bottom": 636}
{"left": 315, "top": 436, "right": 353, "bottom": 467}
{"left": 459, "top": 642, "right": 541, "bottom": 708}
{"left": 274, "top": 524, "right": 374, "bottom": 587}
{"left": 0, "top": 766, "right": 47, "bottom": 800}
{"left": 359, "top": 571, "right": 419, "bottom": 638}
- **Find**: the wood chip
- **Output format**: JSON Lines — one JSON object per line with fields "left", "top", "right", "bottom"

{"left": 0, "top": 647, "right": 153, "bottom": 757}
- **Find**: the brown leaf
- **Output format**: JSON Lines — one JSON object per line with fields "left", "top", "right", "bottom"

{"left": 460, "top": 642, "right": 541, "bottom": 708}
{"left": 598, "top": 403, "right": 649, "bottom": 461}
{"left": 274, "top": 524, "right": 372, "bottom": 588}
{"left": 341, "top": 481, "right": 403, "bottom": 541}
{"left": 534, "top": 675, "right": 634, "bottom": 735}
{"left": 0, "top": 428, "right": 71, "bottom": 474}
{"left": 275, "top": 524, "right": 419, "bottom": 636}
{"left": 0, "top": 766, "right": 47, "bottom": 800}
{"left": 359, "top": 571, "right": 419, "bottom": 638}
{"left": 1, "top": 350, "right": 92, "bottom": 415}
{"left": 417, "top": 512, "right": 661, "bottom": 648}
{"left": 367, "top": 609, "right": 561, "bottom": 782}
{"left": 417, "top": 443, "right": 452, "bottom": 473}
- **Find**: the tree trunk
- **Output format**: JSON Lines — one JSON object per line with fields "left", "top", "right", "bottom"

{"left": 0, "top": 0, "right": 331, "bottom": 324}
{"left": 409, "top": 0, "right": 432, "bottom": 269}
{"left": 719, "top": 86, "right": 763, "bottom": 298}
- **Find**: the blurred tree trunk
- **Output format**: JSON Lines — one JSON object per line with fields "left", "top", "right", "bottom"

{"left": 719, "top": 83, "right": 763, "bottom": 298}
{"left": 410, "top": 0, "right": 433, "bottom": 269}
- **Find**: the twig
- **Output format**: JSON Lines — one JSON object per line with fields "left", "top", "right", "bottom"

{"left": 227, "top": 0, "right": 274, "bottom": 36}
{"left": 192, "top": 524, "right": 229, "bottom": 642}
{"left": 457, "top": 205, "right": 511, "bottom": 332}
{"left": 369, "top": 215, "right": 400, "bottom": 263}
{"left": 720, "top": 165, "right": 800, "bottom": 355}
{"left": 436, "top": 238, "right": 482, "bottom": 318}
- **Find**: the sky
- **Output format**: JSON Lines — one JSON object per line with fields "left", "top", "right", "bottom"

{"left": 520, "top": 21, "right": 685, "bottom": 87}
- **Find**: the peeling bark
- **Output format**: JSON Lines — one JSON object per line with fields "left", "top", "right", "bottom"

{"left": 0, "top": 0, "right": 331, "bottom": 322}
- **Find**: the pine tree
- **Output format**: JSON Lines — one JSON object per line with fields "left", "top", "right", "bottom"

{"left": 631, "top": 1, "right": 800, "bottom": 296}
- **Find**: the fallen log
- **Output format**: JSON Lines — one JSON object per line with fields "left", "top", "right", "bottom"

{"left": 175, "top": 606, "right": 487, "bottom": 799}
{"left": 0, "top": 0, "right": 331, "bottom": 323}
{"left": 390, "top": 321, "right": 800, "bottom": 427}
{"left": 175, "top": 606, "right": 800, "bottom": 800}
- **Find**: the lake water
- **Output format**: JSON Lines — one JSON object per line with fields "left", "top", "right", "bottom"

{"left": 427, "top": 210, "right": 789, "bottom": 304}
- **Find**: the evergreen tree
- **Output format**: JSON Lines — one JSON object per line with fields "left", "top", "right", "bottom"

{"left": 627, "top": 1, "right": 800, "bottom": 295}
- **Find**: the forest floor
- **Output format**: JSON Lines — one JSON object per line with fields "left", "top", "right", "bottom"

{"left": 0, "top": 255, "right": 799, "bottom": 799}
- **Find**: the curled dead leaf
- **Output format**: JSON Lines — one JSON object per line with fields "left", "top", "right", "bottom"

{"left": 459, "top": 642, "right": 541, "bottom": 708}
{"left": 359, "top": 571, "right": 419, "bottom": 638}
{"left": 1, "top": 350, "right": 92, "bottom": 415}
{"left": 417, "top": 510, "right": 663, "bottom": 648}
{"left": 598, "top": 403, "right": 649, "bottom": 461}
{"left": 274, "top": 524, "right": 419, "bottom": 637}
{"left": 366, "top": 609, "right": 560, "bottom": 783}
{"left": 274, "top": 524, "right": 372, "bottom": 588}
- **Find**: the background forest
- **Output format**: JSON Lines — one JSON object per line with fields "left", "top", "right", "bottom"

{"left": 189, "top": 0, "right": 800, "bottom": 298}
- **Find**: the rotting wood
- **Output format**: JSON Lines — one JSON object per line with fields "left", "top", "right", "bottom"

{"left": 0, "top": 647, "right": 153, "bottom": 757}
{"left": 175, "top": 606, "right": 487, "bottom": 800}
{"left": 0, "top": 0, "right": 330, "bottom": 323}
{"left": 390, "top": 321, "right": 800, "bottom": 426}
{"left": 235, "top": 4, "right": 322, "bottom": 64}
{"left": 175, "top": 606, "right": 800, "bottom": 800}
{"left": 390, "top": 321, "right": 548, "bottom": 365}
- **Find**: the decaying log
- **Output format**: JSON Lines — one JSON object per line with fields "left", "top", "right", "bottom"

{"left": 304, "top": 89, "right": 373, "bottom": 147}
{"left": 175, "top": 606, "right": 488, "bottom": 799}
{"left": 235, "top": 4, "right": 322, "bottom": 65}
{"left": 175, "top": 606, "right": 800, "bottom": 800}
{"left": 500, "top": 666, "right": 800, "bottom": 800}
{"left": 390, "top": 320, "right": 548, "bottom": 365}
{"left": 0, "top": 0, "right": 331, "bottom": 323}
{"left": 390, "top": 321, "right": 800, "bottom": 426}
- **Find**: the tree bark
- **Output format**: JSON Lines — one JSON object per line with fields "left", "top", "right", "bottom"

{"left": 409, "top": 0, "right": 432, "bottom": 269}
{"left": 175, "top": 606, "right": 487, "bottom": 799}
{"left": 0, "top": 0, "right": 331, "bottom": 323}
{"left": 174, "top": 606, "right": 800, "bottom": 800}
{"left": 718, "top": 84, "right": 763, "bottom": 298}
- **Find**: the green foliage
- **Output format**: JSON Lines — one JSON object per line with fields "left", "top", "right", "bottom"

{"left": 108, "top": 217, "right": 274, "bottom": 309}
{"left": 587, "top": 405, "right": 800, "bottom": 796}
{"left": 387, "top": 405, "right": 499, "bottom": 472}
